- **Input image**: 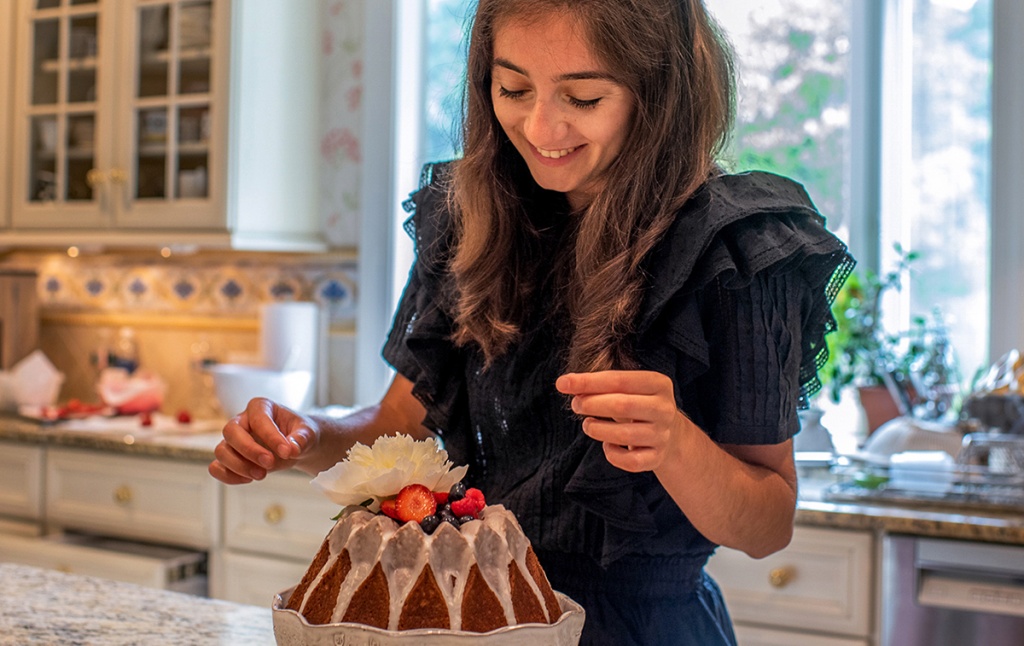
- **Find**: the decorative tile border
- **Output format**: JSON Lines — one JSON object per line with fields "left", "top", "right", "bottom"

{"left": 22, "top": 252, "right": 359, "bottom": 326}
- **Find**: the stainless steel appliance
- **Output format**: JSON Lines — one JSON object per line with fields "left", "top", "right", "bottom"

{"left": 882, "top": 535, "right": 1024, "bottom": 646}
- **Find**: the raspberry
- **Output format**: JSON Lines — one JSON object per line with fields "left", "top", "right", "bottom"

{"left": 176, "top": 409, "right": 192, "bottom": 424}
{"left": 395, "top": 484, "right": 437, "bottom": 523}
{"left": 433, "top": 491, "right": 449, "bottom": 505}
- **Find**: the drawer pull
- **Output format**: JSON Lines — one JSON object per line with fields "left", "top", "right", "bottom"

{"left": 768, "top": 566, "right": 795, "bottom": 588}
{"left": 113, "top": 485, "right": 133, "bottom": 505}
{"left": 264, "top": 504, "right": 285, "bottom": 525}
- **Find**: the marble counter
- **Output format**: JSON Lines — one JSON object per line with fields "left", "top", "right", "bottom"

{"left": 0, "top": 563, "right": 275, "bottom": 645}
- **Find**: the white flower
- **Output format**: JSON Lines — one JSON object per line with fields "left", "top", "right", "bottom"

{"left": 311, "top": 434, "right": 468, "bottom": 512}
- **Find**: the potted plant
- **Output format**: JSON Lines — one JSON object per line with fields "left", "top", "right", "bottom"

{"left": 823, "top": 245, "right": 918, "bottom": 434}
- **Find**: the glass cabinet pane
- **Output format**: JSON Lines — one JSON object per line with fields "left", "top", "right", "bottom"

{"left": 137, "top": 108, "right": 168, "bottom": 198}
{"left": 36, "top": 0, "right": 59, "bottom": 9}
{"left": 138, "top": 5, "right": 170, "bottom": 98}
{"left": 178, "top": 1, "right": 212, "bottom": 94}
{"left": 67, "top": 14, "right": 98, "bottom": 103}
{"left": 32, "top": 19, "right": 59, "bottom": 105}
{"left": 30, "top": 116, "right": 59, "bottom": 202}
{"left": 177, "top": 105, "right": 208, "bottom": 198}
{"left": 66, "top": 113, "right": 96, "bottom": 201}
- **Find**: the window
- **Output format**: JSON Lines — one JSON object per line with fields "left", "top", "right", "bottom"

{"left": 383, "top": 0, "right": 1019, "bottom": 399}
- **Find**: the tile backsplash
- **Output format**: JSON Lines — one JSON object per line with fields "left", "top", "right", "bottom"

{"left": 3, "top": 250, "right": 361, "bottom": 417}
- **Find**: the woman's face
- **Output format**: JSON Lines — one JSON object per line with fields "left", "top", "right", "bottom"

{"left": 490, "top": 11, "right": 634, "bottom": 210}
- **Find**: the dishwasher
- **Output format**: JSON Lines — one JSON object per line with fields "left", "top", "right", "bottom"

{"left": 882, "top": 534, "right": 1024, "bottom": 646}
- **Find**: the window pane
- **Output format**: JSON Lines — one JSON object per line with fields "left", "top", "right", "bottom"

{"left": 881, "top": 0, "right": 991, "bottom": 384}
{"left": 422, "top": 0, "right": 476, "bottom": 166}
{"left": 706, "top": 0, "right": 852, "bottom": 240}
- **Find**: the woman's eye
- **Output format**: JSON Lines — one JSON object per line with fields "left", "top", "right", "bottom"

{"left": 497, "top": 86, "right": 527, "bottom": 100}
{"left": 568, "top": 96, "right": 601, "bottom": 109}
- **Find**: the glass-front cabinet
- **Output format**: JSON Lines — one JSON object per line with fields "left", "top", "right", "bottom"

{"left": 11, "top": 0, "right": 220, "bottom": 231}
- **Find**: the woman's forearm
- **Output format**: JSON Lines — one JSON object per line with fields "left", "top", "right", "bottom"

{"left": 654, "top": 424, "right": 797, "bottom": 558}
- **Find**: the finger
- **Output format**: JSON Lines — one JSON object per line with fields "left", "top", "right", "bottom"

{"left": 581, "top": 417, "right": 657, "bottom": 448}
{"left": 601, "top": 442, "right": 656, "bottom": 473}
{"left": 279, "top": 416, "right": 315, "bottom": 459}
{"left": 244, "top": 398, "right": 296, "bottom": 460}
{"left": 556, "top": 370, "right": 670, "bottom": 396}
{"left": 209, "top": 442, "right": 258, "bottom": 483}
{"left": 569, "top": 392, "right": 661, "bottom": 423}
{"left": 222, "top": 415, "right": 277, "bottom": 470}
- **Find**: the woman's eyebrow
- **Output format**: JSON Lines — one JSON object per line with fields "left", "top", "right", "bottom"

{"left": 492, "top": 57, "right": 615, "bottom": 82}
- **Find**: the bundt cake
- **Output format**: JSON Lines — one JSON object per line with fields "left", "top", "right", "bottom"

{"left": 284, "top": 504, "right": 561, "bottom": 632}
{"left": 281, "top": 435, "right": 565, "bottom": 633}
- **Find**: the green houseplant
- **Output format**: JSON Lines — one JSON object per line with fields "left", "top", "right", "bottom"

{"left": 823, "top": 245, "right": 918, "bottom": 432}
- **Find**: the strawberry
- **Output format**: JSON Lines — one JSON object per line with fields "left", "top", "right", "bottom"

{"left": 395, "top": 484, "right": 437, "bottom": 523}
{"left": 176, "top": 409, "right": 192, "bottom": 424}
{"left": 380, "top": 498, "right": 400, "bottom": 520}
{"left": 451, "top": 488, "right": 485, "bottom": 518}
{"left": 433, "top": 491, "right": 449, "bottom": 505}
{"left": 139, "top": 411, "right": 153, "bottom": 427}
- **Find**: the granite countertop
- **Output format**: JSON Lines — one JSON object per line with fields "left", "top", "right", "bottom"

{"left": 3, "top": 414, "right": 1023, "bottom": 546}
{"left": 0, "top": 563, "right": 275, "bottom": 645}
{"left": 0, "top": 413, "right": 224, "bottom": 461}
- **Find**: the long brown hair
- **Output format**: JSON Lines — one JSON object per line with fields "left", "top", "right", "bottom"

{"left": 449, "top": 0, "right": 736, "bottom": 371}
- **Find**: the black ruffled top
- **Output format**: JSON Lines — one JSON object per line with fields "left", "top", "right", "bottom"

{"left": 383, "top": 162, "right": 854, "bottom": 570}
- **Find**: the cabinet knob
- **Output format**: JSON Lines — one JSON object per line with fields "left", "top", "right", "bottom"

{"left": 264, "top": 504, "right": 285, "bottom": 525}
{"left": 113, "top": 485, "right": 133, "bottom": 505}
{"left": 86, "top": 168, "right": 106, "bottom": 187}
{"left": 768, "top": 566, "right": 795, "bottom": 589}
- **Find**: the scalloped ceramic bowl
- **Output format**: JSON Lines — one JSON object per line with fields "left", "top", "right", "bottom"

{"left": 272, "top": 586, "right": 585, "bottom": 646}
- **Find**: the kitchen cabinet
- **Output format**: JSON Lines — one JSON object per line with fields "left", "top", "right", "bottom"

{"left": 0, "top": 442, "right": 44, "bottom": 521}
{"left": 0, "top": 1, "right": 13, "bottom": 228}
{"left": 4, "top": 0, "right": 323, "bottom": 251}
{"left": 214, "top": 470, "right": 337, "bottom": 604}
{"left": 45, "top": 447, "right": 219, "bottom": 549}
{"left": 706, "top": 526, "right": 875, "bottom": 645}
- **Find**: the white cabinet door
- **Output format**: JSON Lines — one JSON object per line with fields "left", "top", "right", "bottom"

{"left": 45, "top": 448, "right": 218, "bottom": 549}
{"left": 0, "top": 442, "right": 44, "bottom": 520}
{"left": 706, "top": 526, "right": 875, "bottom": 639}
{"left": 222, "top": 470, "right": 338, "bottom": 561}
{"left": 215, "top": 549, "right": 308, "bottom": 607}
{"left": 734, "top": 624, "right": 870, "bottom": 646}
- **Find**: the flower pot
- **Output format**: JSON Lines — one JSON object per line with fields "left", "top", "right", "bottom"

{"left": 857, "top": 385, "right": 901, "bottom": 435}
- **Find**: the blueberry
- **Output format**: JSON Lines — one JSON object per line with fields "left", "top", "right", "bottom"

{"left": 420, "top": 514, "right": 440, "bottom": 534}
{"left": 439, "top": 508, "right": 458, "bottom": 526}
{"left": 458, "top": 515, "right": 476, "bottom": 525}
{"left": 448, "top": 482, "right": 467, "bottom": 502}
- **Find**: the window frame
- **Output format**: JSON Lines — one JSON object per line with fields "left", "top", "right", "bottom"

{"left": 355, "top": 0, "right": 1024, "bottom": 405}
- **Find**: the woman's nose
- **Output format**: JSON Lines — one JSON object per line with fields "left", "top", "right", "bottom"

{"left": 523, "top": 99, "right": 568, "bottom": 145}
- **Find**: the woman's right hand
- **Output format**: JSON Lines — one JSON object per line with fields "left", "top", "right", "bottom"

{"left": 208, "top": 397, "right": 320, "bottom": 485}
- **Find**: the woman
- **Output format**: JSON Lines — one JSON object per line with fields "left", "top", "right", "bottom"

{"left": 210, "top": 1, "right": 853, "bottom": 643}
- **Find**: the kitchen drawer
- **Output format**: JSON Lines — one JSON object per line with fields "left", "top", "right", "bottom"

{"left": 706, "top": 526, "right": 874, "bottom": 638}
{"left": 734, "top": 624, "right": 870, "bottom": 646}
{"left": 45, "top": 448, "right": 218, "bottom": 549}
{"left": 223, "top": 471, "right": 337, "bottom": 560}
{"left": 0, "top": 442, "right": 44, "bottom": 520}
{"left": 215, "top": 550, "right": 310, "bottom": 606}
{"left": 0, "top": 531, "right": 207, "bottom": 594}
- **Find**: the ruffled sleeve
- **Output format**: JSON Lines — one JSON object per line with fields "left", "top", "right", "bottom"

{"left": 381, "top": 163, "right": 468, "bottom": 441}
{"left": 564, "top": 172, "right": 854, "bottom": 565}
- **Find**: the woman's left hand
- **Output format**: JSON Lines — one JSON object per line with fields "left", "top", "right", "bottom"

{"left": 555, "top": 370, "right": 693, "bottom": 473}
